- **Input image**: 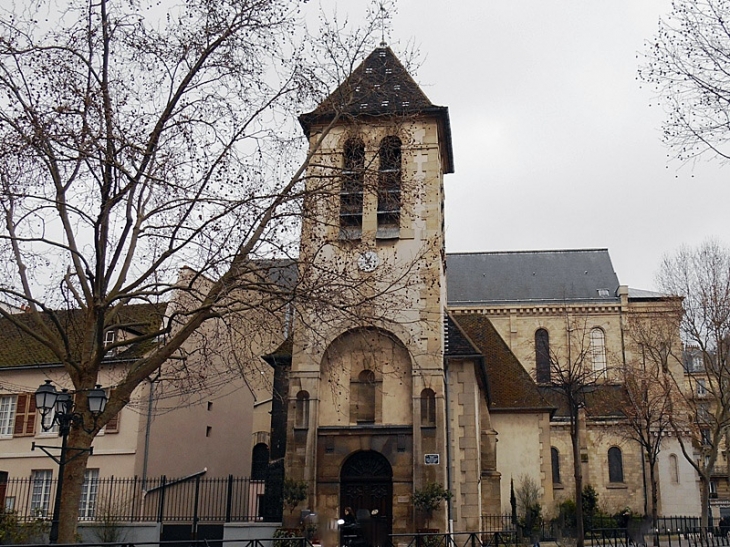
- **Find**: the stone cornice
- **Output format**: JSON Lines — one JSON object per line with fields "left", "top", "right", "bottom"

{"left": 449, "top": 303, "right": 623, "bottom": 316}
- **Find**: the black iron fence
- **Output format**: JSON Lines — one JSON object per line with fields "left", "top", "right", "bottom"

{"left": 6, "top": 528, "right": 730, "bottom": 547}
{"left": 3, "top": 475, "right": 266, "bottom": 523}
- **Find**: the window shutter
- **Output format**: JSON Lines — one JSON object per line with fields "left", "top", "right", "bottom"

{"left": 25, "top": 396, "right": 36, "bottom": 435}
{"left": 13, "top": 393, "right": 35, "bottom": 437}
{"left": 105, "top": 412, "right": 119, "bottom": 433}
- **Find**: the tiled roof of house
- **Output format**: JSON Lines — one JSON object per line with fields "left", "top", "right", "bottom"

{"left": 445, "top": 314, "right": 482, "bottom": 357}
{"left": 0, "top": 303, "right": 167, "bottom": 368}
{"left": 299, "top": 46, "right": 454, "bottom": 173}
{"left": 538, "top": 384, "right": 629, "bottom": 421}
{"left": 446, "top": 249, "right": 621, "bottom": 306}
{"left": 452, "top": 313, "right": 554, "bottom": 413}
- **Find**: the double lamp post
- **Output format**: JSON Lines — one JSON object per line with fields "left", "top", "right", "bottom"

{"left": 33, "top": 380, "right": 108, "bottom": 544}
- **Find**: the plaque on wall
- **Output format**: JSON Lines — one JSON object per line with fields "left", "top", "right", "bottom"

{"left": 424, "top": 454, "right": 440, "bottom": 465}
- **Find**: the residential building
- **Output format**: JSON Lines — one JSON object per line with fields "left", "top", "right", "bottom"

{"left": 0, "top": 301, "right": 261, "bottom": 518}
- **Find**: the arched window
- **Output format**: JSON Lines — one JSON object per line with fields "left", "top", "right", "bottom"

{"left": 551, "top": 447, "right": 561, "bottom": 484}
{"left": 590, "top": 328, "right": 607, "bottom": 376}
{"left": 295, "top": 390, "right": 310, "bottom": 428}
{"left": 669, "top": 454, "right": 680, "bottom": 484}
{"left": 421, "top": 389, "right": 436, "bottom": 426}
{"left": 251, "top": 443, "right": 269, "bottom": 480}
{"left": 377, "top": 136, "right": 401, "bottom": 237}
{"left": 535, "top": 329, "right": 551, "bottom": 384}
{"left": 354, "top": 370, "right": 376, "bottom": 423}
{"left": 340, "top": 138, "right": 365, "bottom": 237}
{"left": 608, "top": 447, "right": 624, "bottom": 483}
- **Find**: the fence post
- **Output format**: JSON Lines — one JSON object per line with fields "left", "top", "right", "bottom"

{"left": 157, "top": 475, "right": 167, "bottom": 523}
{"left": 131, "top": 476, "right": 138, "bottom": 521}
{"left": 192, "top": 473, "right": 201, "bottom": 541}
{"left": 225, "top": 475, "right": 234, "bottom": 523}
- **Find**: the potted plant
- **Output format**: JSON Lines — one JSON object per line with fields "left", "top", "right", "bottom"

{"left": 413, "top": 482, "right": 452, "bottom": 532}
{"left": 281, "top": 478, "right": 308, "bottom": 529}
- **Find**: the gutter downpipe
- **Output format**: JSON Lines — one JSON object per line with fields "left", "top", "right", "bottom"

{"left": 444, "top": 355, "right": 454, "bottom": 535}
{"left": 142, "top": 377, "right": 155, "bottom": 489}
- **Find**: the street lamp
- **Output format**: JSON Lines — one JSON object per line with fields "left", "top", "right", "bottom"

{"left": 33, "top": 380, "right": 107, "bottom": 544}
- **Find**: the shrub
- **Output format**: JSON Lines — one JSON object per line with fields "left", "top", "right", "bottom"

{"left": 413, "top": 482, "right": 452, "bottom": 528}
{"left": 0, "top": 511, "right": 49, "bottom": 545}
{"left": 282, "top": 478, "right": 308, "bottom": 516}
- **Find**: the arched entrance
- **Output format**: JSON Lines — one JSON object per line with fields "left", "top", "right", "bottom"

{"left": 340, "top": 451, "right": 393, "bottom": 547}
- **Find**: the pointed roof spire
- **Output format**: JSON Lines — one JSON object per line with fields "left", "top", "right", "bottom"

{"left": 378, "top": 1, "right": 388, "bottom": 48}
{"left": 299, "top": 47, "right": 453, "bottom": 173}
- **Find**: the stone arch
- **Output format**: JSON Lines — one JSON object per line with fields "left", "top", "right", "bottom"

{"left": 319, "top": 327, "right": 412, "bottom": 427}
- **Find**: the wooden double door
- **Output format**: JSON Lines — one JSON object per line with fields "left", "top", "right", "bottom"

{"left": 340, "top": 451, "right": 393, "bottom": 547}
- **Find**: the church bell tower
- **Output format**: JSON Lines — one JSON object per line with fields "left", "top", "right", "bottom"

{"left": 284, "top": 45, "right": 454, "bottom": 544}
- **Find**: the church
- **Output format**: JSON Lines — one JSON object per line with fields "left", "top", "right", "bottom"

{"left": 256, "top": 44, "right": 702, "bottom": 547}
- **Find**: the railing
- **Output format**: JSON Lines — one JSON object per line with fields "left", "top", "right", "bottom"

{"left": 475, "top": 521, "right": 730, "bottom": 547}
{"left": 3, "top": 475, "right": 266, "bottom": 523}
{"left": 7, "top": 528, "right": 730, "bottom": 547}
{"left": 2, "top": 539, "right": 313, "bottom": 547}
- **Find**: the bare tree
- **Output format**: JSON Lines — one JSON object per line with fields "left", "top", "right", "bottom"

{"left": 640, "top": 0, "right": 730, "bottom": 163}
{"left": 545, "top": 316, "right": 607, "bottom": 547}
{"left": 657, "top": 240, "right": 730, "bottom": 528}
{"left": 0, "top": 0, "right": 404, "bottom": 541}
{"left": 621, "top": 304, "right": 683, "bottom": 531}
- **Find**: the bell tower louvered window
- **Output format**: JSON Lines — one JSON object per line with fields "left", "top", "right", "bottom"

{"left": 377, "top": 136, "right": 401, "bottom": 238}
{"left": 340, "top": 138, "right": 365, "bottom": 238}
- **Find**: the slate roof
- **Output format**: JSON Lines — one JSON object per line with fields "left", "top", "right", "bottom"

{"left": 627, "top": 287, "right": 668, "bottom": 300}
{"left": 0, "top": 303, "right": 167, "bottom": 368}
{"left": 538, "top": 384, "right": 629, "bottom": 421}
{"left": 299, "top": 46, "right": 454, "bottom": 173}
{"left": 446, "top": 249, "right": 621, "bottom": 306}
{"left": 451, "top": 313, "right": 554, "bottom": 413}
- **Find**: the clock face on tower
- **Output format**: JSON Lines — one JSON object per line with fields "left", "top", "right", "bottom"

{"left": 357, "top": 251, "right": 379, "bottom": 272}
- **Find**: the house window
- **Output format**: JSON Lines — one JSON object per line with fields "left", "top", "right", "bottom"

{"left": 669, "top": 454, "right": 680, "bottom": 483}
{"left": 686, "top": 351, "right": 704, "bottom": 372}
{"left": 711, "top": 480, "right": 719, "bottom": 498}
{"left": 608, "top": 447, "right": 624, "bottom": 483}
{"left": 40, "top": 406, "right": 59, "bottom": 434}
{"left": 535, "top": 329, "right": 551, "bottom": 384}
{"left": 420, "top": 389, "right": 436, "bottom": 426}
{"left": 30, "top": 470, "right": 53, "bottom": 516}
{"left": 377, "top": 136, "right": 401, "bottom": 238}
{"left": 0, "top": 395, "right": 17, "bottom": 437}
{"left": 340, "top": 138, "right": 365, "bottom": 238}
{"left": 78, "top": 468, "right": 99, "bottom": 520}
{"left": 590, "top": 328, "right": 607, "bottom": 376}
{"left": 104, "top": 330, "right": 116, "bottom": 347}
{"left": 251, "top": 443, "right": 269, "bottom": 480}
{"left": 551, "top": 447, "right": 561, "bottom": 484}
{"left": 697, "top": 403, "right": 710, "bottom": 423}
{"left": 100, "top": 389, "right": 119, "bottom": 434}
{"left": 697, "top": 379, "right": 707, "bottom": 398}
{"left": 295, "top": 391, "right": 310, "bottom": 428}
{"left": 701, "top": 428, "right": 712, "bottom": 446}
{"left": 354, "top": 370, "right": 376, "bottom": 424}
{"left": 13, "top": 393, "right": 36, "bottom": 437}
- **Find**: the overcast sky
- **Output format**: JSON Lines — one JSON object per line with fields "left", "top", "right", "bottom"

{"left": 312, "top": 1, "right": 730, "bottom": 291}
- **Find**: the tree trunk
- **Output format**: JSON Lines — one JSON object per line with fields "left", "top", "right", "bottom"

{"left": 700, "top": 476, "right": 710, "bottom": 530}
{"left": 56, "top": 427, "right": 94, "bottom": 543}
{"left": 649, "top": 458, "right": 659, "bottom": 546}
{"left": 571, "top": 417, "right": 584, "bottom": 547}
